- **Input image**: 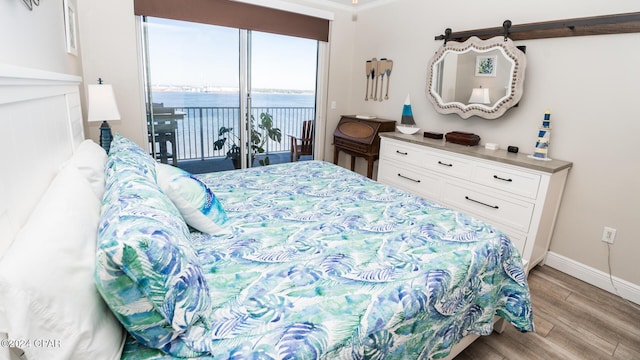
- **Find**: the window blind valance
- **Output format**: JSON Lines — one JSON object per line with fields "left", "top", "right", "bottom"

{"left": 134, "top": 0, "right": 329, "bottom": 42}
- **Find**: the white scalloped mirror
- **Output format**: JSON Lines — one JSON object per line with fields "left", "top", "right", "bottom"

{"left": 426, "top": 36, "right": 526, "bottom": 119}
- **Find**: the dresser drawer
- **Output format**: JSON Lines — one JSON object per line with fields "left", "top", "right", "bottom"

{"left": 335, "top": 137, "right": 370, "bottom": 153}
{"left": 423, "top": 151, "right": 473, "bottom": 179}
{"left": 380, "top": 139, "right": 426, "bottom": 167}
{"left": 442, "top": 181, "right": 534, "bottom": 233}
{"left": 473, "top": 163, "right": 541, "bottom": 199}
{"left": 378, "top": 161, "right": 441, "bottom": 200}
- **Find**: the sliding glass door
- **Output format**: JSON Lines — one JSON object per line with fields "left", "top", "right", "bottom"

{"left": 141, "top": 17, "right": 317, "bottom": 173}
{"left": 247, "top": 31, "right": 317, "bottom": 167}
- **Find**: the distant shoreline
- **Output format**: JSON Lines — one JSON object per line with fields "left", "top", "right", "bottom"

{"left": 152, "top": 89, "right": 315, "bottom": 108}
{"left": 152, "top": 86, "right": 314, "bottom": 95}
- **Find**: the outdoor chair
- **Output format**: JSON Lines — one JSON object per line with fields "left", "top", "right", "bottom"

{"left": 288, "top": 120, "right": 314, "bottom": 162}
{"left": 148, "top": 103, "right": 179, "bottom": 166}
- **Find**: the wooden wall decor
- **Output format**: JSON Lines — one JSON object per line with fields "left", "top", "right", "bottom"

{"left": 22, "top": 0, "right": 39, "bottom": 11}
{"left": 435, "top": 12, "right": 640, "bottom": 42}
{"left": 364, "top": 58, "right": 393, "bottom": 101}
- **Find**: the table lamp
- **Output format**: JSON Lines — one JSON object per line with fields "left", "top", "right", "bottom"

{"left": 88, "top": 78, "right": 120, "bottom": 153}
{"left": 468, "top": 87, "right": 490, "bottom": 104}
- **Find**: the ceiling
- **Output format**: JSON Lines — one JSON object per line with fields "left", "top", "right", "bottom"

{"left": 324, "top": 0, "right": 380, "bottom": 5}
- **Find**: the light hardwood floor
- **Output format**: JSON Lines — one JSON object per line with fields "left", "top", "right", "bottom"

{"left": 456, "top": 265, "right": 640, "bottom": 360}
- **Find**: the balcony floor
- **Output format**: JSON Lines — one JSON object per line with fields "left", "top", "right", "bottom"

{"left": 175, "top": 151, "right": 313, "bottom": 174}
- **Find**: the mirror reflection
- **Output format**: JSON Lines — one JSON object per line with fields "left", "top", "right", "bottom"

{"left": 427, "top": 36, "right": 526, "bottom": 119}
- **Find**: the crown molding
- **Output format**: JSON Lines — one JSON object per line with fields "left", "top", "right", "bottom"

{"left": 230, "top": 0, "right": 335, "bottom": 20}
{"left": 296, "top": 0, "right": 399, "bottom": 13}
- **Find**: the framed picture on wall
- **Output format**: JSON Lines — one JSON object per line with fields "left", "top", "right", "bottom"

{"left": 475, "top": 55, "right": 497, "bottom": 77}
{"left": 63, "top": 0, "right": 78, "bottom": 56}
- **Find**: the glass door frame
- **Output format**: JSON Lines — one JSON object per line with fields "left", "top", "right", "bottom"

{"left": 239, "top": 29, "right": 249, "bottom": 169}
{"left": 140, "top": 15, "right": 156, "bottom": 160}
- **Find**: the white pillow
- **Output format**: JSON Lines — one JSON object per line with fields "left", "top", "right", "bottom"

{"left": 0, "top": 210, "right": 16, "bottom": 257}
{"left": 0, "top": 165, "right": 125, "bottom": 360}
{"left": 65, "top": 139, "right": 108, "bottom": 199}
{"left": 156, "top": 163, "right": 229, "bottom": 235}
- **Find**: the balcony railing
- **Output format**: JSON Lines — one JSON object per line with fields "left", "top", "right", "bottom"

{"left": 154, "top": 106, "right": 315, "bottom": 161}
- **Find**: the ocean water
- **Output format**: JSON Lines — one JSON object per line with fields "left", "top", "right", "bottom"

{"left": 151, "top": 91, "right": 315, "bottom": 108}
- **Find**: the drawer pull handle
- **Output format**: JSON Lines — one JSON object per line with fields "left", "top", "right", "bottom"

{"left": 398, "top": 173, "right": 421, "bottom": 183}
{"left": 465, "top": 196, "right": 499, "bottom": 209}
{"left": 438, "top": 161, "right": 453, "bottom": 167}
{"left": 396, "top": 150, "right": 408, "bottom": 155}
{"left": 493, "top": 175, "right": 513, "bottom": 182}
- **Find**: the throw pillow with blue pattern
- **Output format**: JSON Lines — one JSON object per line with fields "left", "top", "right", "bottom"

{"left": 95, "top": 134, "right": 212, "bottom": 357}
{"left": 156, "top": 163, "right": 228, "bottom": 235}
{"left": 104, "top": 134, "right": 157, "bottom": 182}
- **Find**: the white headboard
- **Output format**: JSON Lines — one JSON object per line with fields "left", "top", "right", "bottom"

{"left": 0, "top": 64, "right": 84, "bottom": 255}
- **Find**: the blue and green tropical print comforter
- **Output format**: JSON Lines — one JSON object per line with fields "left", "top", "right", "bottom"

{"left": 121, "top": 160, "right": 533, "bottom": 359}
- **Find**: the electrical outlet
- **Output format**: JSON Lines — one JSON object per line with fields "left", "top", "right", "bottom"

{"left": 602, "top": 226, "right": 616, "bottom": 244}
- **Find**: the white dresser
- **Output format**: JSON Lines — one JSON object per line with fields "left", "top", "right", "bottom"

{"left": 378, "top": 133, "right": 572, "bottom": 269}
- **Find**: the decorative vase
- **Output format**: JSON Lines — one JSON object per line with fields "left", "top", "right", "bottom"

{"left": 397, "top": 94, "right": 420, "bottom": 134}
{"left": 401, "top": 94, "right": 415, "bottom": 125}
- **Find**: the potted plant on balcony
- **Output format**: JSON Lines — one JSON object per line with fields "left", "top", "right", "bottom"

{"left": 213, "top": 126, "right": 242, "bottom": 168}
{"left": 213, "top": 112, "right": 282, "bottom": 169}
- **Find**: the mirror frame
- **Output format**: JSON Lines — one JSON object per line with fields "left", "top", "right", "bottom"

{"left": 426, "top": 36, "right": 527, "bottom": 119}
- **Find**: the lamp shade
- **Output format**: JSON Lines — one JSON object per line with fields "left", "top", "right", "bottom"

{"left": 87, "top": 84, "right": 121, "bottom": 122}
{"left": 468, "top": 87, "right": 490, "bottom": 104}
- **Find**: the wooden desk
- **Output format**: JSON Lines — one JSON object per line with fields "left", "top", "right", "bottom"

{"left": 333, "top": 115, "right": 395, "bottom": 178}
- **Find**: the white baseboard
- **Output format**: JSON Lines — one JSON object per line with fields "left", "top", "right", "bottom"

{"left": 544, "top": 251, "right": 640, "bottom": 305}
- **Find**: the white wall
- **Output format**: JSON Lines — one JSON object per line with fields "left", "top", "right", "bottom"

{"left": 0, "top": 0, "right": 82, "bottom": 76}
{"left": 76, "top": 0, "right": 147, "bottom": 148}
{"left": 342, "top": 0, "right": 640, "bottom": 289}
{"left": 0, "top": 0, "right": 144, "bottom": 148}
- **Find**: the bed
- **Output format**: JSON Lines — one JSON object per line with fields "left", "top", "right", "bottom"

{"left": 0, "top": 64, "right": 533, "bottom": 360}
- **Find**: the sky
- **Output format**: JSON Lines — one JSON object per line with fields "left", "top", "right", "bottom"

{"left": 145, "top": 18, "right": 318, "bottom": 91}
